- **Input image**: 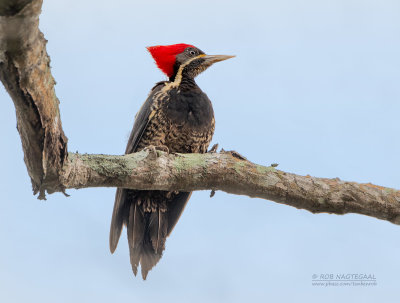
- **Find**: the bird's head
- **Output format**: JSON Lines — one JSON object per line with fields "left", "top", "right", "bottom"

{"left": 147, "top": 43, "right": 234, "bottom": 81}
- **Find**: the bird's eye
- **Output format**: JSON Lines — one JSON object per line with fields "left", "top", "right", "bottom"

{"left": 189, "top": 50, "right": 196, "bottom": 56}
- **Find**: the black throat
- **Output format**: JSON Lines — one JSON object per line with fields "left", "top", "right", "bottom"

{"left": 169, "top": 63, "right": 198, "bottom": 91}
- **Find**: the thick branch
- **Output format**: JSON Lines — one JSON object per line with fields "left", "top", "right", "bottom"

{"left": 0, "top": 0, "right": 67, "bottom": 198}
{"left": 1, "top": 0, "right": 399, "bottom": 227}
{"left": 61, "top": 150, "right": 400, "bottom": 225}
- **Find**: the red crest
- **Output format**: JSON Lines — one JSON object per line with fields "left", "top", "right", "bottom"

{"left": 147, "top": 43, "right": 194, "bottom": 78}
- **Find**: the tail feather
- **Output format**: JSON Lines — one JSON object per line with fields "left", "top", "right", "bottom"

{"left": 109, "top": 188, "right": 129, "bottom": 253}
{"left": 110, "top": 190, "right": 192, "bottom": 279}
{"left": 140, "top": 207, "right": 168, "bottom": 279}
{"left": 127, "top": 201, "right": 145, "bottom": 276}
{"left": 166, "top": 192, "right": 191, "bottom": 235}
{"left": 149, "top": 209, "right": 168, "bottom": 254}
{"left": 140, "top": 241, "right": 163, "bottom": 280}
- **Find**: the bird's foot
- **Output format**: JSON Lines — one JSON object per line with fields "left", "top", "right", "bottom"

{"left": 144, "top": 145, "right": 158, "bottom": 160}
{"left": 143, "top": 145, "right": 168, "bottom": 160}
{"left": 155, "top": 145, "right": 181, "bottom": 157}
{"left": 154, "top": 145, "right": 169, "bottom": 154}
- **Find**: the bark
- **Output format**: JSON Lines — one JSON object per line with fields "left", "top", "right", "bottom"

{"left": 61, "top": 150, "right": 400, "bottom": 225}
{"left": 1, "top": 0, "right": 400, "bottom": 226}
{"left": 0, "top": 0, "right": 67, "bottom": 199}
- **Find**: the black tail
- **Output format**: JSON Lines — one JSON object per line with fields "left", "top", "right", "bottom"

{"left": 110, "top": 189, "right": 191, "bottom": 279}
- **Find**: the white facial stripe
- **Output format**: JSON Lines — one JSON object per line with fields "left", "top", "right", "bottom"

{"left": 154, "top": 54, "right": 206, "bottom": 101}
{"left": 173, "top": 54, "right": 206, "bottom": 86}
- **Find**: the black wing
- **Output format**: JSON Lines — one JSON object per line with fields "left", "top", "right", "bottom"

{"left": 109, "top": 82, "right": 165, "bottom": 252}
{"left": 125, "top": 82, "right": 166, "bottom": 154}
{"left": 109, "top": 81, "right": 193, "bottom": 279}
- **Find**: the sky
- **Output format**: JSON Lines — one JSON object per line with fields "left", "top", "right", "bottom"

{"left": 1, "top": 0, "right": 400, "bottom": 302}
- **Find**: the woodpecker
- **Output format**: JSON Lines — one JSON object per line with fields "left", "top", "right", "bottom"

{"left": 109, "top": 43, "right": 234, "bottom": 279}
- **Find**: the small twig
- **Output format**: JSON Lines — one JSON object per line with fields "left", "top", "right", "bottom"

{"left": 208, "top": 143, "right": 219, "bottom": 153}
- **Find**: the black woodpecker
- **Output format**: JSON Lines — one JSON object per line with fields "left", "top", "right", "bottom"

{"left": 109, "top": 43, "right": 234, "bottom": 279}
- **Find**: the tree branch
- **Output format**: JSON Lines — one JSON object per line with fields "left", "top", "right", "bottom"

{"left": 0, "top": 0, "right": 67, "bottom": 199}
{"left": 60, "top": 150, "right": 400, "bottom": 225}
{"left": 1, "top": 0, "right": 399, "bottom": 227}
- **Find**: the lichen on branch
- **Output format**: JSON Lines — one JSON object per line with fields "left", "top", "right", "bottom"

{"left": 1, "top": 0, "right": 400, "bottom": 227}
{"left": 60, "top": 150, "right": 400, "bottom": 226}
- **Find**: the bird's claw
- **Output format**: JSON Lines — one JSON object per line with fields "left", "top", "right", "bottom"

{"left": 154, "top": 145, "right": 169, "bottom": 154}
{"left": 144, "top": 145, "right": 158, "bottom": 160}
{"left": 144, "top": 145, "right": 173, "bottom": 160}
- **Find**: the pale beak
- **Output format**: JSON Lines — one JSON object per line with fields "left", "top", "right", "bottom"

{"left": 202, "top": 54, "right": 236, "bottom": 65}
{"left": 191, "top": 54, "right": 235, "bottom": 77}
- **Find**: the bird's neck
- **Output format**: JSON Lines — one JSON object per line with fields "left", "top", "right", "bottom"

{"left": 169, "top": 70, "right": 197, "bottom": 90}
{"left": 179, "top": 75, "right": 197, "bottom": 90}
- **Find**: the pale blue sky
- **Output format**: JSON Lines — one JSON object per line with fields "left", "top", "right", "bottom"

{"left": 1, "top": 0, "right": 400, "bottom": 302}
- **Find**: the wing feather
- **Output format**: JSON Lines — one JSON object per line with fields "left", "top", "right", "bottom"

{"left": 109, "top": 82, "right": 166, "bottom": 252}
